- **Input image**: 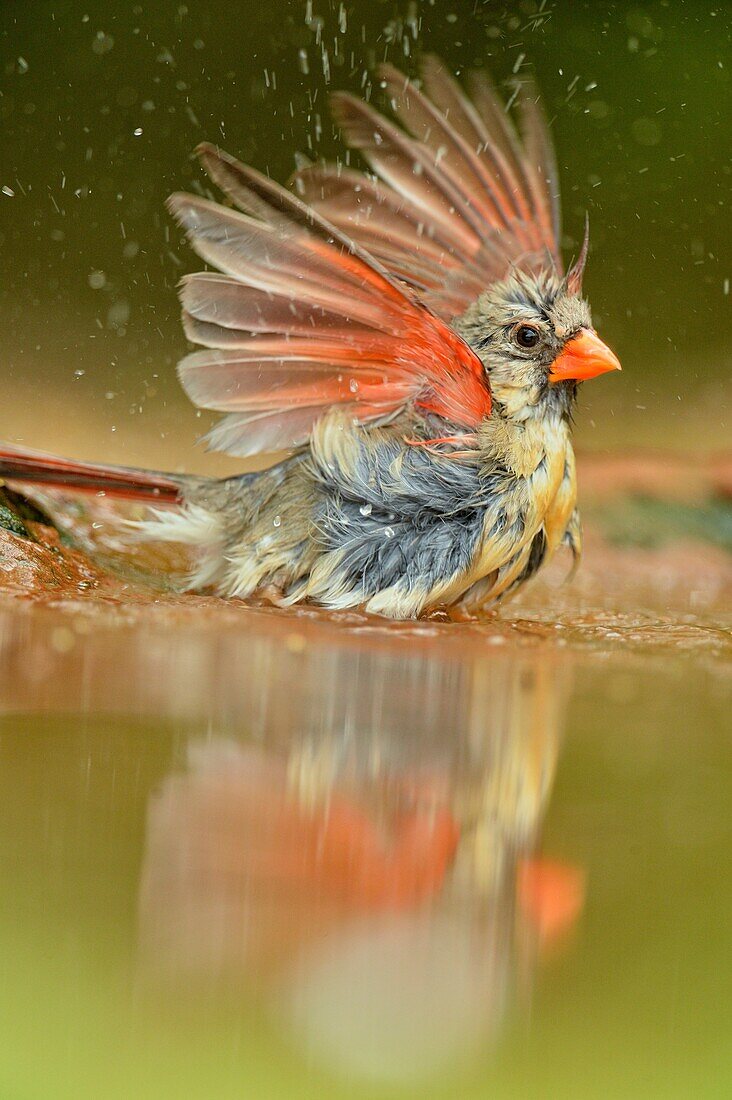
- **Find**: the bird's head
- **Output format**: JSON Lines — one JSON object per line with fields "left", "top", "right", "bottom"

{"left": 455, "top": 243, "right": 621, "bottom": 423}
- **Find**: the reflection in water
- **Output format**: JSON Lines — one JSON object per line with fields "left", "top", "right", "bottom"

{"left": 0, "top": 604, "right": 584, "bottom": 1086}
{"left": 3, "top": 603, "right": 728, "bottom": 1097}
{"left": 125, "top": 621, "right": 580, "bottom": 1085}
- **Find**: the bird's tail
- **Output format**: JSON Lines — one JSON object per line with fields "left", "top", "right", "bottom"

{"left": 0, "top": 442, "right": 187, "bottom": 504}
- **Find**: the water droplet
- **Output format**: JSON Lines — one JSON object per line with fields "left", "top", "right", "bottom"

{"left": 92, "top": 31, "right": 115, "bottom": 56}
{"left": 349, "top": 378, "right": 359, "bottom": 393}
{"left": 107, "top": 299, "right": 130, "bottom": 329}
{"left": 273, "top": 515, "right": 281, "bottom": 528}
{"left": 133, "top": 127, "right": 143, "bottom": 136}
{"left": 631, "top": 117, "right": 662, "bottom": 147}
{"left": 383, "top": 526, "right": 394, "bottom": 538}
{"left": 359, "top": 503, "right": 372, "bottom": 516}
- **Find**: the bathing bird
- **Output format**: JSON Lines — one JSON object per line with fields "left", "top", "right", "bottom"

{"left": 0, "top": 58, "right": 621, "bottom": 618}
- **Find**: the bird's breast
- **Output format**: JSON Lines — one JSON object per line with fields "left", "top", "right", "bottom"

{"left": 526, "top": 438, "right": 568, "bottom": 524}
{"left": 471, "top": 418, "right": 571, "bottom": 581}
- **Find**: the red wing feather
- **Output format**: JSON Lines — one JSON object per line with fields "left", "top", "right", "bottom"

{"left": 170, "top": 58, "right": 564, "bottom": 456}
{"left": 170, "top": 143, "right": 491, "bottom": 457}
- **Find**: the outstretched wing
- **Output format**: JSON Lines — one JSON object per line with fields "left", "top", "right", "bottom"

{"left": 169, "top": 142, "right": 490, "bottom": 457}
{"left": 294, "top": 57, "right": 562, "bottom": 321}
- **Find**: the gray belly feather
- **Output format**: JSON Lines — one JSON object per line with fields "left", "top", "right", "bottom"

{"left": 293, "top": 423, "right": 519, "bottom": 614}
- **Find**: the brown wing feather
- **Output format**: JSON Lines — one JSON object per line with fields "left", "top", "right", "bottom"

{"left": 294, "top": 58, "right": 563, "bottom": 321}
{"left": 377, "top": 62, "right": 532, "bottom": 242}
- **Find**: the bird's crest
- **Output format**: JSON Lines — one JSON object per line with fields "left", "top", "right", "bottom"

{"left": 566, "top": 214, "right": 590, "bottom": 296}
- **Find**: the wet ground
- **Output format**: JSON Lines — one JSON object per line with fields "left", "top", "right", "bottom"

{"left": 0, "top": 451, "right": 730, "bottom": 1098}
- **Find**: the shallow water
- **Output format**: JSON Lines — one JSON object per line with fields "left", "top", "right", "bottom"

{"left": 0, "top": 594, "right": 729, "bottom": 1099}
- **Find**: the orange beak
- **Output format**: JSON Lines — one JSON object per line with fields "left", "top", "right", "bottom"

{"left": 549, "top": 328, "right": 622, "bottom": 383}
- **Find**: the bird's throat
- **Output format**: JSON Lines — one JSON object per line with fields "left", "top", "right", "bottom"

{"left": 479, "top": 409, "right": 570, "bottom": 481}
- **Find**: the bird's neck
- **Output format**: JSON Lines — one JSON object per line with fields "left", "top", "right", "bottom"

{"left": 478, "top": 404, "right": 571, "bottom": 480}
{"left": 490, "top": 378, "right": 577, "bottom": 425}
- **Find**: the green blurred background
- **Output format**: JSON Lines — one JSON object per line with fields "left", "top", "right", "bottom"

{"left": 1, "top": 0, "right": 729, "bottom": 470}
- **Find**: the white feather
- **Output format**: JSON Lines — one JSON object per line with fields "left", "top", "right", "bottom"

{"left": 129, "top": 504, "right": 225, "bottom": 590}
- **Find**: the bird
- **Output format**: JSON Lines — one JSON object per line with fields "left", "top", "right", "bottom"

{"left": 0, "top": 57, "right": 621, "bottom": 619}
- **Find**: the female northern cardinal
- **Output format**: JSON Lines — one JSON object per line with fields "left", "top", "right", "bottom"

{"left": 0, "top": 59, "right": 620, "bottom": 618}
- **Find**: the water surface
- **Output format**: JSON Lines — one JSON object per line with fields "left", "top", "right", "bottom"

{"left": 0, "top": 594, "right": 729, "bottom": 1099}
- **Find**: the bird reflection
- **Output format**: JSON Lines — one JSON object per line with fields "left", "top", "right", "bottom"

{"left": 138, "top": 631, "right": 583, "bottom": 1085}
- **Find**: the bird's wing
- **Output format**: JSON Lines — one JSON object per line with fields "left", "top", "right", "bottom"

{"left": 294, "top": 57, "right": 562, "bottom": 321}
{"left": 169, "top": 143, "right": 490, "bottom": 458}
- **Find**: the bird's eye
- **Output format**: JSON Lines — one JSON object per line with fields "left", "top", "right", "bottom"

{"left": 515, "top": 324, "right": 541, "bottom": 349}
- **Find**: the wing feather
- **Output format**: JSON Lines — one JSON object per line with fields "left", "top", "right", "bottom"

{"left": 170, "top": 144, "right": 491, "bottom": 455}
{"left": 378, "top": 62, "right": 530, "bottom": 240}
{"left": 204, "top": 401, "right": 400, "bottom": 458}
{"left": 293, "top": 57, "right": 563, "bottom": 321}
{"left": 419, "top": 56, "right": 541, "bottom": 234}
{"left": 180, "top": 272, "right": 390, "bottom": 336}
{"left": 516, "top": 77, "right": 562, "bottom": 252}
{"left": 203, "top": 406, "right": 331, "bottom": 457}
{"left": 180, "top": 350, "right": 410, "bottom": 411}
{"left": 329, "top": 92, "right": 484, "bottom": 251}
{"left": 169, "top": 195, "right": 400, "bottom": 321}
{"left": 170, "top": 62, "right": 562, "bottom": 457}
{"left": 293, "top": 164, "right": 524, "bottom": 306}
